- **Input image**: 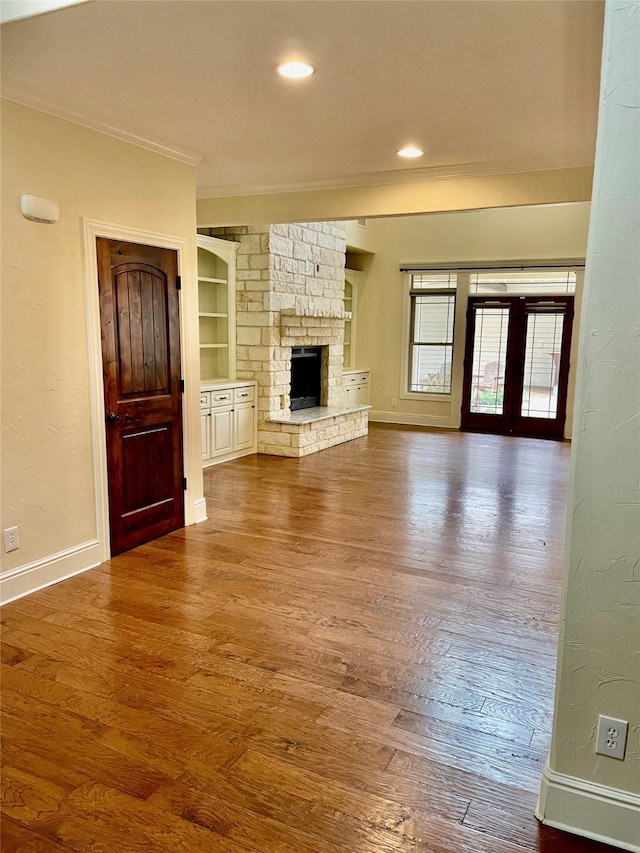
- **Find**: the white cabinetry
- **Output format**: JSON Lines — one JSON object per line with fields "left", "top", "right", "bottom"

{"left": 343, "top": 370, "right": 370, "bottom": 407}
{"left": 200, "top": 393, "right": 212, "bottom": 460}
{"left": 201, "top": 382, "right": 257, "bottom": 467}
{"left": 197, "top": 235, "right": 239, "bottom": 383}
{"left": 211, "top": 406, "right": 234, "bottom": 457}
{"left": 343, "top": 269, "right": 360, "bottom": 369}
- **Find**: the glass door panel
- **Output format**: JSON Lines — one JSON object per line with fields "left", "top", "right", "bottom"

{"left": 520, "top": 310, "right": 565, "bottom": 419}
{"left": 469, "top": 307, "right": 510, "bottom": 416}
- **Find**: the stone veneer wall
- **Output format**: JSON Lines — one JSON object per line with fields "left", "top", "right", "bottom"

{"left": 208, "top": 222, "right": 368, "bottom": 456}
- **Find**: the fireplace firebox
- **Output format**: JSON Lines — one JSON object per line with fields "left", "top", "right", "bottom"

{"left": 290, "top": 347, "right": 322, "bottom": 411}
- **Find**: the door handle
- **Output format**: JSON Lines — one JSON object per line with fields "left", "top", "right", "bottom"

{"left": 106, "top": 412, "right": 121, "bottom": 423}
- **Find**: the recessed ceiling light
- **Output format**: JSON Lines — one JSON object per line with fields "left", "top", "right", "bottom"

{"left": 277, "top": 61, "right": 315, "bottom": 79}
{"left": 397, "top": 146, "right": 424, "bottom": 159}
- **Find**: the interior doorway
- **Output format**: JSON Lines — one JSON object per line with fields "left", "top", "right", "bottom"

{"left": 461, "top": 295, "right": 574, "bottom": 439}
{"left": 97, "top": 237, "right": 185, "bottom": 555}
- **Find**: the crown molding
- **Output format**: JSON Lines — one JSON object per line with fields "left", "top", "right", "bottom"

{"left": 1, "top": 87, "right": 592, "bottom": 194}
{"left": 1, "top": 88, "right": 203, "bottom": 167}
{"left": 196, "top": 161, "right": 594, "bottom": 200}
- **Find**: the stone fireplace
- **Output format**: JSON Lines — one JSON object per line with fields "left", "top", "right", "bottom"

{"left": 290, "top": 346, "right": 323, "bottom": 410}
{"left": 206, "top": 221, "right": 369, "bottom": 456}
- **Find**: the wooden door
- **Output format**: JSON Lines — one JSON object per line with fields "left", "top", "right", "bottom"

{"left": 97, "top": 238, "right": 184, "bottom": 555}
{"left": 461, "top": 296, "right": 574, "bottom": 439}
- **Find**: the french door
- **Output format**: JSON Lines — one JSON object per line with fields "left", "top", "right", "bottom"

{"left": 461, "top": 296, "right": 574, "bottom": 439}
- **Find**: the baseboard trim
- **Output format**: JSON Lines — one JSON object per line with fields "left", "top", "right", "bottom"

{"left": 0, "top": 539, "right": 104, "bottom": 606}
{"left": 202, "top": 446, "right": 257, "bottom": 468}
{"left": 536, "top": 764, "right": 640, "bottom": 852}
{"left": 368, "top": 410, "right": 457, "bottom": 429}
{"left": 193, "top": 497, "right": 208, "bottom": 524}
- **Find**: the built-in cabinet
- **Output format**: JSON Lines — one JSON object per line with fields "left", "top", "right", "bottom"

{"left": 343, "top": 369, "right": 370, "bottom": 407}
{"left": 197, "top": 235, "right": 238, "bottom": 383}
{"left": 198, "top": 238, "right": 257, "bottom": 468}
{"left": 201, "top": 382, "right": 257, "bottom": 467}
{"left": 343, "top": 269, "right": 360, "bottom": 369}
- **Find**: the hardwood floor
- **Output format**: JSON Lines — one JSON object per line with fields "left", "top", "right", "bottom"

{"left": 1, "top": 425, "right": 618, "bottom": 852}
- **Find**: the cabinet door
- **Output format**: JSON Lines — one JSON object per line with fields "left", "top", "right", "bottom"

{"left": 356, "top": 384, "right": 370, "bottom": 406}
{"left": 201, "top": 410, "right": 211, "bottom": 460}
{"left": 344, "top": 386, "right": 354, "bottom": 408}
{"left": 233, "top": 403, "right": 255, "bottom": 452}
{"left": 211, "top": 406, "right": 234, "bottom": 457}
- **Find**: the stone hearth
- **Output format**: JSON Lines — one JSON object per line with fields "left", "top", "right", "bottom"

{"left": 208, "top": 222, "right": 369, "bottom": 456}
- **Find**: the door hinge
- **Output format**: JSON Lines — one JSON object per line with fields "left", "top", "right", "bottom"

{"left": 180, "top": 379, "right": 185, "bottom": 393}
{"left": 176, "top": 275, "right": 182, "bottom": 291}
{"left": 183, "top": 477, "right": 187, "bottom": 490}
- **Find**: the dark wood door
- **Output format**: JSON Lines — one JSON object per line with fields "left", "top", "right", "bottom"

{"left": 461, "top": 296, "right": 574, "bottom": 439}
{"left": 97, "top": 238, "right": 184, "bottom": 555}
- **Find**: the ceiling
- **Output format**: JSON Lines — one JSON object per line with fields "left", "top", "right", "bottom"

{"left": 1, "top": 0, "right": 604, "bottom": 197}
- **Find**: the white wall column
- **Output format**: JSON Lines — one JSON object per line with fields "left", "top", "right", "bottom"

{"left": 536, "top": 2, "right": 640, "bottom": 849}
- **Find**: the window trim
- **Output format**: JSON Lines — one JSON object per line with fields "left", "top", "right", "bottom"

{"left": 407, "top": 286, "right": 456, "bottom": 396}
{"left": 400, "top": 273, "right": 468, "bottom": 403}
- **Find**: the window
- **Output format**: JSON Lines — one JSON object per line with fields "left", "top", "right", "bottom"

{"left": 408, "top": 274, "right": 456, "bottom": 394}
{"left": 469, "top": 270, "right": 576, "bottom": 295}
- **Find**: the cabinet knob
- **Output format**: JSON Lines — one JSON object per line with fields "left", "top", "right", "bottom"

{"left": 106, "top": 412, "right": 121, "bottom": 423}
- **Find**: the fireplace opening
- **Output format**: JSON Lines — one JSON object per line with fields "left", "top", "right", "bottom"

{"left": 290, "top": 346, "right": 322, "bottom": 411}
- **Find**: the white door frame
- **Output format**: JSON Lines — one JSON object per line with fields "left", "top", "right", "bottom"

{"left": 82, "top": 218, "right": 202, "bottom": 563}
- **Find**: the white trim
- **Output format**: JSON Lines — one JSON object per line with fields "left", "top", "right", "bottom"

{"left": 0, "top": 540, "right": 102, "bottom": 605}
{"left": 2, "top": 89, "right": 202, "bottom": 167}
{"left": 536, "top": 764, "right": 640, "bottom": 852}
{"left": 82, "top": 219, "right": 199, "bottom": 565}
{"left": 193, "top": 497, "right": 208, "bottom": 524}
{"left": 368, "top": 411, "right": 456, "bottom": 429}
{"left": 399, "top": 391, "right": 453, "bottom": 402}
{"left": 400, "top": 271, "right": 468, "bottom": 428}
{"left": 196, "top": 162, "right": 593, "bottom": 200}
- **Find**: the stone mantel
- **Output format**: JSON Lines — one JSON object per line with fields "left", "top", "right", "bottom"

{"left": 280, "top": 307, "right": 350, "bottom": 347}
{"left": 280, "top": 308, "right": 352, "bottom": 320}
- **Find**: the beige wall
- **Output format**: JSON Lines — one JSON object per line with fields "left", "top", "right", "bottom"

{"left": 196, "top": 166, "right": 593, "bottom": 226}
{"left": 539, "top": 0, "right": 640, "bottom": 835}
{"left": 344, "top": 204, "right": 590, "bottom": 435}
{"left": 1, "top": 100, "right": 199, "bottom": 584}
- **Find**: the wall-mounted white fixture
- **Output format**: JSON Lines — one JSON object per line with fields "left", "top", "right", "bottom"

{"left": 20, "top": 194, "right": 60, "bottom": 224}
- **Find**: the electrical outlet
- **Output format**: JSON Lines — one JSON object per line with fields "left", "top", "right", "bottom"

{"left": 596, "top": 715, "right": 628, "bottom": 760}
{"left": 391, "top": 398, "right": 397, "bottom": 407}
{"left": 4, "top": 526, "right": 20, "bottom": 553}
